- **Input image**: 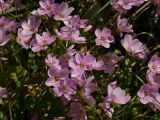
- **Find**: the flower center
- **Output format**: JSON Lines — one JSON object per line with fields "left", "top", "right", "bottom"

{"left": 79, "top": 63, "right": 85, "bottom": 68}
{"left": 40, "top": 40, "right": 47, "bottom": 48}
{"left": 59, "top": 14, "right": 64, "bottom": 18}
{"left": 144, "top": 91, "right": 149, "bottom": 96}
{"left": 100, "top": 37, "right": 106, "bottom": 41}
{"left": 54, "top": 76, "right": 60, "bottom": 81}
{"left": 46, "top": 6, "right": 51, "bottom": 11}
{"left": 30, "top": 27, "right": 34, "bottom": 32}
{"left": 152, "top": 65, "right": 157, "bottom": 71}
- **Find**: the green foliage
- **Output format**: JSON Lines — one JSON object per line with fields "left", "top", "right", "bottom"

{"left": 1, "top": 0, "right": 160, "bottom": 120}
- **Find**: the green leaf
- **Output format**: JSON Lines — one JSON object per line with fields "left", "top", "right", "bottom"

{"left": 9, "top": 73, "right": 21, "bottom": 87}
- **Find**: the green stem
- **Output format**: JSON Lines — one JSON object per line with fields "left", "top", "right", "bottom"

{"left": 135, "top": 75, "right": 145, "bottom": 84}
{"left": 0, "top": 63, "right": 3, "bottom": 84}
{"left": 91, "top": 0, "right": 112, "bottom": 18}
{"left": 132, "top": 1, "right": 151, "bottom": 19}
{"left": 136, "top": 32, "right": 153, "bottom": 38}
{"left": 9, "top": 102, "right": 13, "bottom": 120}
{"left": 12, "top": 48, "right": 23, "bottom": 57}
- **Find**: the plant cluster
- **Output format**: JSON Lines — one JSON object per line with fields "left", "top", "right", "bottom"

{"left": 1, "top": 0, "right": 160, "bottom": 119}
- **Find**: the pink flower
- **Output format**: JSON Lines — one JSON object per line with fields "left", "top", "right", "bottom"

{"left": 117, "top": 15, "right": 133, "bottom": 33}
{"left": 102, "top": 52, "right": 124, "bottom": 75}
{"left": 146, "top": 55, "right": 160, "bottom": 84}
{"left": 4, "top": 20, "right": 20, "bottom": 33}
{"left": 53, "top": 79, "right": 77, "bottom": 100}
{"left": 117, "top": 0, "right": 135, "bottom": 10}
{"left": 60, "top": 95, "right": 78, "bottom": 105}
{"left": 121, "top": 34, "right": 149, "bottom": 59}
{"left": 68, "top": 102, "right": 87, "bottom": 120}
{"left": 112, "top": 0, "right": 127, "bottom": 13}
{"left": 69, "top": 52, "right": 95, "bottom": 77}
{"left": 148, "top": 55, "right": 160, "bottom": 73}
{"left": 55, "top": 26, "right": 86, "bottom": 44}
{"left": 0, "top": 87, "right": 7, "bottom": 104}
{"left": 112, "top": 0, "right": 146, "bottom": 13}
{"left": 71, "top": 30, "right": 86, "bottom": 44}
{"left": 16, "top": 28, "right": 31, "bottom": 49}
{"left": 0, "top": 16, "right": 8, "bottom": 29}
{"left": 0, "top": 30, "right": 10, "bottom": 46}
{"left": 69, "top": 52, "right": 103, "bottom": 77}
{"left": 84, "top": 25, "right": 93, "bottom": 32}
{"left": 106, "top": 81, "right": 131, "bottom": 105}
{"left": 92, "top": 59, "right": 104, "bottom": 71}
{"left": 0, "top": 16, "right": 19, "bottom": 33}
{"left": 65, "top": 45, "right": 76, "bottom": 57}
{"left": 21, "top": 16, "right": 41, "bottom": 38}
{"left": 146, "top": 71, "right": 160, "bottom": 84}
{"left": 55, "top": 26, "right": 71, "bottom": 40}
{"left": 31, "top": 32, "right": 55, "bottom": 52}
{"left": 138, "top": 84, "right": 160, "bottom": 109}
{"left": 102, "top": 99, "right": 114, "bottom": 118}
{"left": 0, "top": 0, "right": 12, "bottom": 12}
{"left": 95, "top": 27, "right": 114, "bottom": 48}
{"left": 45, "top": 67, "right": 69, "bottom": 87}
{"left": 138, "top": 84, "right": 155, "bottom": 104}
{"left": 54, "top": 2, "right": 74, "bottom": 23}
{"left": 77, "top": 75, "right": 96, "bottom": 105}
{"left": 64, "top": 15, "right": 88, "bottom": 30}
{"left": 45, "top": 54, "right": 61, "bottom": 68}
{"left": 59, "top": 45, "right": 76, "bottom": 68}
{"left": 37, "top": 0, "right": 58, "bottom": 17}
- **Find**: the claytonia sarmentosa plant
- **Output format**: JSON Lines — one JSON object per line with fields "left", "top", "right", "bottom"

{"left": 1, "top": 0, "right": 160, "bottom": 119}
